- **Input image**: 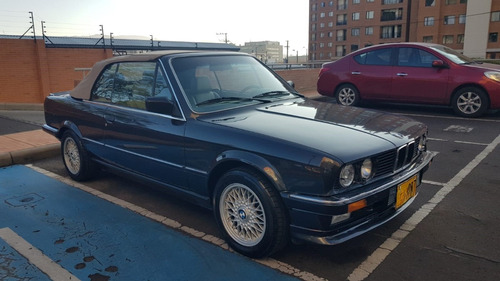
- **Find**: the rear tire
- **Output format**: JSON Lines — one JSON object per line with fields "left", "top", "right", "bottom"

{"left": 452, "top": 87, "right": 488, "bottom": 118}
{"left": 61, "top": 131, "right": 96, "bottom": 181}
{"left": 214, "top": 168, "right": 289, "bottom": 258}
{"left": 336, "top": 84, "right": 360, "bottom": 106}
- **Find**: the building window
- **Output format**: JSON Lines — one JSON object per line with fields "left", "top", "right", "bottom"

{"left": 338, "top": 0, "right": 348, "bottom": 10}
{"left": 459, "top": 15, "right": 466, "bottom": 24}
{"left": 312, "top": 33, "right": 316, "bottom": 41}
{"left": 320, "top": 23, "right": 325, "bottom": 28}
{"left": 381, "top": 8, "right": 403, "bottom": 21}
{"left": 312, "top": 14, "right": 317, "bottom": 22}
{"left": 424, "top": 17, "right": 434, "bottom": 26}
{"left": 381, "top": 25, "right": 402, "bottom": 39}
{"left": 423, "top": 36, "right": 433, "bottom": 43}
{"left": 329, "top": 1, "right": 334, "bottom": 6}
{"left": 320, "top": 43, "right": 325, "bottom": 48}
{"left": 382, "top": 0, "right": 403, "bottom": 4}
{"left": 365, "top": 27, "right": 374, "bottom": 35}
{"left": 321, "top": 2, "right": 326, "bottom": 7}
{"left": 442, "top": 35, "right": 454, "bottom": 44}
{"left": 353, "top": 0, "right": 360, "bottom": 4}
{"left": 329, "top": 11, "right": 334, "bottom": 17}
{"left": 328, "top": 22, "right": 334, "bottom": 27}
{"left": 353, "top": 12, "right": 360, "bottom": 21}
{"left": 444, "top": 16, "right": 455, "bottom": 25}
{"left": 489, "top": 33, "right": 498, "bottom": 42}
{"left": 312, "top": 24, "right": 317, "bottom": 31}
{"left": 445, "top": 0, "right": 457, "bottom": 4}
{"left": 351, "top": 44, "right": 359, "bottom": 51}
{"left": 460, "top": 0, "right": 467, "bottom": 3}
{"left": 328, "top": 42, "right": 333, "bottom": 47}
{"left": 366, "top": 11, "right": 374, "bottom": 19}
{"left": 337, "top": 30, "right": 347, "bottom": 41}
{"left": 337, "top": 14, "right": 348, "bottom": 25}
{"left": 351, "top": 28, "right": 360, "bottom": 36}
{"left": 457, "top": 34, "right": 464, "bottom": 44}
{"left": 336, "top": 45, "right": 346, "bottom": 57}
{"left": 367, "top": 0, "right": 374, "bottom": 2}
{"left": 425, "top": 0, "right": 435, "bottom": 6}
{"left": 492, "top": 11, "right": 500, "bottom": 22}
{"left": 312, "top": 3, "right": 317, "bottom": 11}
{"left": 328, "top": 31, "right": 334, "bottom": 38}
{"left": 320, "top": 12, "right": 325, "bottom": 18}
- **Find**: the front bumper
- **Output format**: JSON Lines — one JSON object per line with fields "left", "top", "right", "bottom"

{"left": 282, "top": 150, "right": 437, "bottom": 245}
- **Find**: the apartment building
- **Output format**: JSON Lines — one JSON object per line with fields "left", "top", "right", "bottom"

{"left": 239, "top": 41, "right": 284, "bottom": 64}
{"left": 309, "top": 0, "right": 500, "bottom": 60}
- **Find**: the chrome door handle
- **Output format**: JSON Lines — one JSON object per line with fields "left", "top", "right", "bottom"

{"left": 352, "top": 71, "right": 361, "bottom": 75}
{"left": 397, "top": 73, "right": 408, "bottom": 76}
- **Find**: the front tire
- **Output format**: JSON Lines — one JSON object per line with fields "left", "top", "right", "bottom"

{"left": 452, "top": 87, "right": 488, "bottom": 118}
{"left": 214, "top": 168, "right": 288, "bottom": 258}
{"left": 336, "top": 84, "right": 360, "bottom": 106}
{"left": 61, "top": 131, "right": 96, "bottom": 181}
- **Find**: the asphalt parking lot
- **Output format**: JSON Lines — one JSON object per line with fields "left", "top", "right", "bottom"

{"left": 1, "top": 100, "right": 499, "bottom": 281}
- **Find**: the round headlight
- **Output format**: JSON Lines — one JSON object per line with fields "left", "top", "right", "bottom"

{"left": 360, "top": 158, "right": 373, "bottom": 179}
{"left": 339, "top": 164, "right": 355, "bottom": 188}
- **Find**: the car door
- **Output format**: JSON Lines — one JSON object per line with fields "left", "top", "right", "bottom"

{"left": 96, "top": 61, "right": 188, "bottom": 189}
{"left": 390, "top": 47, "right": 449, "bottom": 103}
{"left": 349, "top": 47, "right": 394, "bottom": 100}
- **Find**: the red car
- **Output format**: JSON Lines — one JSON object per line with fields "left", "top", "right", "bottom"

{"left": 317, "top": 42, "right": 500, "bottom": 117}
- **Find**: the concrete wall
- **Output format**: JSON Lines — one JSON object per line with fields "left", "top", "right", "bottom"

{"left": 0, "top": 38, "right": 318, "bottom": 104}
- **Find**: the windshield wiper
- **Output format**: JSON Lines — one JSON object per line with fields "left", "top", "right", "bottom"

{"left": 196, "top": 96, "right": 270, "bottom": 106}
{"left": 252, "top": 91, "right": 293, "bottom": 99}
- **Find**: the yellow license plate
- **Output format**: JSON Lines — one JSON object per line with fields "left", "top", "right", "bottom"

{"left": 396, "top": 175, "right": 418, "bottom": 209}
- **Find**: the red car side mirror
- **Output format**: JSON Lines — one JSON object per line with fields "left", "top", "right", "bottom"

{"left": 432, "top": 60, "right": 448, "bottom": 68}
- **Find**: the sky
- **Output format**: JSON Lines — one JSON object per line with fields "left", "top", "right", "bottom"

{"left": 0, "top": 0, "right": 310, "bottom": 55}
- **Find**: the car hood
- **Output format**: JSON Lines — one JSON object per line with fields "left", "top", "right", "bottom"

{"left": 464, "top": 62, "right": 500, "bottom": 71}
{"left": 204, "top": 99, "right": 427, "bottom": 162}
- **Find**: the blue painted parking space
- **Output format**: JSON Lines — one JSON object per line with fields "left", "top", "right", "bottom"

{"left": 0, "top": 165, "right": 298, "bottom": 280}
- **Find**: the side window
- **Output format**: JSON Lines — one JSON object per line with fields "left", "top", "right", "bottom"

{"left": 354, "top": 48, "right": 392, "bottom": 65}
{"left": 91, "top": 62, "right": 157, "bottom": 110}
{"left": 92, "top": 64, "right": 118, "bottom": 102}
{"left": 398, "top": 48, "right": 438, "bottom": 67}
{"left": 113, "top": 62, "right": 156, "bottom": 110}
{"left": 153, "top": 65, "right": 172, "bottom": 101}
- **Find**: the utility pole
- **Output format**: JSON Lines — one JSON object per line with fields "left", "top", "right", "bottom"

{"left": 285, "top": 40, "right": 289, "bottom": 66}
{"left": 217, "top": 33, "right": 228, "bottom": 43}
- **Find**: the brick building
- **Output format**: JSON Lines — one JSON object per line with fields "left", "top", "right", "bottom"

{"left": 309, "top": 0, "right": 500, "bottom": 60}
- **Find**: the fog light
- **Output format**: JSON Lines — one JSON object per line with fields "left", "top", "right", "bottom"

{"left": 331, "top": 213, "right": 351, "bottom": 225}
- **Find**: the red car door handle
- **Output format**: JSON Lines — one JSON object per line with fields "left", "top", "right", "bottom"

{"left": 397, "top": 73, "right": 408, "bottom": 77}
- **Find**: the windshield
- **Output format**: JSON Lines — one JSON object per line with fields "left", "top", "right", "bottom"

{"left": 169, "top": 55, "right": 298, "bottom": 113}
{"left": 428, "top": 45, "right": 475, "bottom": 64}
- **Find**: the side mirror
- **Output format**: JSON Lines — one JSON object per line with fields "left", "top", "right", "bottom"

{"left": 146, "top": 96, "right": 174, "bottom": 115}
{"left": 432, "top": 60, "right": 448, "bottom": 68}
{"left": 287, "top": 80, "right": 295, "bottom": 89}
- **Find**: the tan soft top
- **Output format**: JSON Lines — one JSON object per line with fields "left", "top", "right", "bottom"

{"left": 70, "top": 51, "right": 192, "bottom": 100}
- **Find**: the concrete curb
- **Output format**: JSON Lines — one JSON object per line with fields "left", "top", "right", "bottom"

{"left": 0, "top": 143, "right": 60, "bottom": 168}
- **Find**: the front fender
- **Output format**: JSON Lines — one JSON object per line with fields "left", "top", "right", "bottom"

{"left": 214, "top": 150, "right": 286, "bottom": 192}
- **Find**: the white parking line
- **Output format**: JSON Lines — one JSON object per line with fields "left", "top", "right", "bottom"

{"left": 0, "top": 227, "right": 80, "bottom": 281}
{"left": 26, "top": 164, "right": 326, "bottom": 281}
{"left": 400, "top": 113, "right": 500, "bottom": 123}
{"left": 347, "top": 133, "right": 500, "bottom": 281}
